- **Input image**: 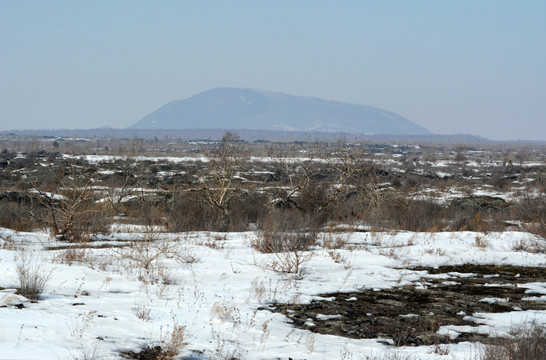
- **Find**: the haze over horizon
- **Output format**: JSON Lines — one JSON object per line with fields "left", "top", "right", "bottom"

{"left": 1, "top": 1, "right": 545, "bottom": 141}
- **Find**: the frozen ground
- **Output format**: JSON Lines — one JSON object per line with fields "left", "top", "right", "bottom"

{"left": 1, "top": 228, "right": 545, "bottom": 360}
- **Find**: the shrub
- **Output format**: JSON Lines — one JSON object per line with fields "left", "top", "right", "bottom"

{"left": 366, "top": 194, "right": 446, "bottom": 232}
{"left": 29, "top": 164, "right": 114, "bottom": 241}
{"left": 512, "top": 195, "right": 546, "bottom": 241}
{"left": 253, "top": 210, "right": 317, "bottom": 275}
{"left": 0, "top": 192, "right": 49, "bottom": 232}
{"left": 169, "top": 190, "right": 268, "bottom": 232}
{"left": 479, "top": 322, "right": 546, "bottom": 360}
{"left": 252, "top": 210, "right": 317, "bottom": 253}
{"left": 527, "top": 222, "right": 546, "bottom": 244}
{"left": 159, "top": 323, "right": 186, "bottom": 360}
{"left": 115, "top": 227, "right": 177, "bottom": 282}
{"left": 54, "top": 202, "right": 113, "bottom": 241}
{"left": 0, "top": 199, "right": 35, "bottom": 231}
{"left": 56, "top": 247, "right": 89, "bottom": 265}
{"left": 386, "top": 197, "right": 446, "bottom": 231}
{"left": 362, "top": 351, "right": 414, "bottom": 360}
{"left": 168, "top": 191, "right": 227, "bottom": 232}
{"left": 120, "top": 323, "right": 186, "bottom": 360}
{"left": 224, "top": 191, "right": 269, "bottom": 231}
{"left": 16, "top": 251, "right": 52, "bottom": 300}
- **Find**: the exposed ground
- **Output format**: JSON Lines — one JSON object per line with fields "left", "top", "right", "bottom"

{"left": 268, "top": 265, "right": 546, "bottom": 346}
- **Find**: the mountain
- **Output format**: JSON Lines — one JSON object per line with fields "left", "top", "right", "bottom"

{"left": 128, "top": 88, "right": 431, "bottom": 135}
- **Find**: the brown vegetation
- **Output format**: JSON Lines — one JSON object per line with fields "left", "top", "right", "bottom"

{"left": 0, "top": 134, "right": 544, "bottom": 247}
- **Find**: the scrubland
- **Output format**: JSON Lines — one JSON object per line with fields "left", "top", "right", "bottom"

{"left": 0, "top": 133, "right": 544, "bottom": 359}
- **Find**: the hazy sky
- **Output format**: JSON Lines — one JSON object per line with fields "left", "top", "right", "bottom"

{"left": 1, "top": 1, "right": 545, "bottom": 140}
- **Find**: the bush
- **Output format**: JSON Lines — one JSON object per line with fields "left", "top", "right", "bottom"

{"left": 16, "top": 251, "right": 52, "bottom": 300}
{"left": 0, "top": 191, "right": 51, "bottom": 232}
{"left": 168, "top": 191, "right": 227, "bottom": 232}
{"left": 252, "top": 210, "right": 317, "bottom": 275}
{"left": 385, "top": 197, "right": 446, "bottom": 231}
{"left": 364, "top": 194, "right": 446, "bottom": 232}
{"left": 52, "top": 202, "right": 113, "bottom": 241}
{"left": 363, "top": 353, "right": 414, "bottom": 360}
{"left": 159, "top": 323, "right": 187, "bottom": 360}
{"left": 479, "top": 322, "right": 546, "bottom": 360}
{"left": 252, "top": 210, "right": 317, "bottom": 253}
{"left": 115, "top": 227, "right": 177, "bottom": 282}
{"left": 225, "top": 191, "right": 269, "bottom": 231}
{"left": 511, "top": 195, "right": 546, "bottom": 241}
{"left": 119, "top": 323, "right": 186, "bottom": 360}
{"left": 0, "top": 199, "right": 35, "bottom": 232}
{"left": 168, "top": 190, "right": 268, "bottom": 232}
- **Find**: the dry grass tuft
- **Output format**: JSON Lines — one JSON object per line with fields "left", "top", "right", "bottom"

{"left": 479, "top": 322, "right": 546, "bottom": 360}
{"left": 159, "top": 324, "right": 187, "bottom": 360}
{"left": 16, "top": 251, "right": 52, "bottom": 300}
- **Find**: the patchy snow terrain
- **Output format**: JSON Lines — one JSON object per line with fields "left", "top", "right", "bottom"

{"left": 1, "top": 136, "right": 545, "bottom": 359}
{"left": 1, "top": 227, "right": 545, "bottom": 359}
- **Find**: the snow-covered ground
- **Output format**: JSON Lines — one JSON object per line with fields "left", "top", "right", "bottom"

{"left": 1, "top": 228, "right": 545, "bottom": 359}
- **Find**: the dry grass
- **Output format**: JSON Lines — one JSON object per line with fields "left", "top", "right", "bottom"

{"left": 15, "top": 251, "right": 52, "bottom": 300}
{"left": 252, "top": 211, "right": 317, "bottom": 275}
{"left": 113, "top": 228, "right": 178, "bottom": 282}
{"left": 262, "top": 247, "right": 315, "bottom": 275}
{"left": 132, "top": 304, "right": 152, "bottom": 322}
{"left": 0, "top": 235, "right": 17, "bottom": 250}
{"left": 478, "top": 322, "right": 546, "bottom": 360}
{"left": 0, "top": 199, "right": 37, "bottom": 232}
{"left": 474, "top": 235, "right": 489, "bottom": 249}
{"left": 159, "top": 323, "right": 187, "bottom": 360}
{"left": 55, "top": 247, "right": 89, "bottom": 265}
{"left": 322, "top": 233, "right": 350, "bottom": 249}
{"left": 211, "top": 301, "right": 241, "bottom": 324}
{"left": 526, "top": 221, "right": 546, "bottom": 245}
{"left": 362, "top": 353, "right": 414, "bottom": 360}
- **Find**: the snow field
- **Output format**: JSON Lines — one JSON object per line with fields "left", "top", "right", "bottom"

{"left": 0, "top": 228, "right": 545, "bottom": 359}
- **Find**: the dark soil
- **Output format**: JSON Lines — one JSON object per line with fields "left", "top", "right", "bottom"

{"left": 120, "top": 346, "right": 162, "bottom": 360}
{"left": 265, "top": 265, "right": 546, "bottom": 346}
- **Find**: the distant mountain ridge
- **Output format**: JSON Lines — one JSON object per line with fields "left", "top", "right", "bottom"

{"left": 128, "top": 87, "right": 431, "bottom": 135}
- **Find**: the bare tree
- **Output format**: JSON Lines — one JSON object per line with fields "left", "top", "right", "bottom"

{"left": 101, "top": 160, "right": 142, "bottom": 216}
{"left": 128, "top": 136, "right": 145, "bottom": 156}
{"left": 31, "top": 161, "right": 112, "bottom": 241}
{"left": 454, "top": 146, "right": 467, "bottom": 165}
{"left": 200, "top": 132, "right": 247, "bottom": 216}
{"left": 272, "top": 140, "right": 375, "bottom": 215}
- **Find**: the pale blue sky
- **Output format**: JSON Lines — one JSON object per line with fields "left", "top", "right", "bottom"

{"left": 1, "top": 1, "right": 545, "bottom": 140}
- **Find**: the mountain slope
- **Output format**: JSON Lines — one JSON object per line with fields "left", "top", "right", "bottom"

{"left": 128, "top": 88, "right": 431, "bottom": 135}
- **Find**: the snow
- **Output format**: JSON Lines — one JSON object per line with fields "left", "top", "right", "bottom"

{"left": 62, "top": 153, "right": 335, "bottom": 166}
{"left": 479, "top": 297, "right": 510, "bottom": 304}
{"left": 316, "top": 314, "right": 342, "bottom": 320}
{"left": 0, "top": 228, "right": 545, "bottom": 359}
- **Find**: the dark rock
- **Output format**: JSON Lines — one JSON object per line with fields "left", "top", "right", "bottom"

{"left": 451, "top": 195, "right": 508, "bottom": 212}
{"left": 120, "top": 346, "right": 162, "bottom": 360}
{"left": 266, "top": 265, "right": 546, "bottom": 346}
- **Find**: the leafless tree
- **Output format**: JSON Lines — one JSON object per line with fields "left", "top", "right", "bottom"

{"left": 31, "top": 161, "right": 112, "bottom": 241}
{"left": 271, "top": 140, "right": 376, "bottom": 216}
{"left": 101, "top": 160, "right": 142, "bottom": 216}
{"left": 200, "top": 131, "right": 247, "bottom": 216}
{"left": 454, "top": 146, "right": 467, "bottom": 165}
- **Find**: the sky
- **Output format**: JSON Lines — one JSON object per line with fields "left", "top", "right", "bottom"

{"left": 1, "top": 1, "right": 545, "bottom": 141}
